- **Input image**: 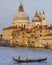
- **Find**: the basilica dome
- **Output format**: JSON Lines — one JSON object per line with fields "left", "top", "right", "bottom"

{"left": 13, "top": 2, "right": 29, "bottom": 21}
{"left": 12, "top": 2, "right": 30, "bottom": 28}
{"left": 13, "top": 12, "right": 29, "bottom": 20}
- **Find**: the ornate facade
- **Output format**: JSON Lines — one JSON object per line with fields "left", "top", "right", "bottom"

{"left": 1, "top": 2, "right": 52, "bottom": 48}
{"left": 32, "top": 11, "right": 45, "bottom": 27}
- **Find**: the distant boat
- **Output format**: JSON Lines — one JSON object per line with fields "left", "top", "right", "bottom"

{"left": 12, "top": 57, "right": 47, "bottom": 63}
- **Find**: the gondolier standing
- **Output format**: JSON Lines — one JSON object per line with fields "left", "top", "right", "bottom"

{"left": 18, "top": 56, "right": 21, "bottom": 60}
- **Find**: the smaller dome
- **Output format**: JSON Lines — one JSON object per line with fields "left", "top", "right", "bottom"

{"left": 32, "top": 16, "right": 42, "bottom": 22}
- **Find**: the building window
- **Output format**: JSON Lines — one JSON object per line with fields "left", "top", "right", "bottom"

{"left": 40, "top": 34, "right": 42, "bottom": 37}
{"left": 24, "top": 24, "right": 26, "bottom": 28}
{"left": 23, "top": 36, "right": 24, "bottom": 38}
{"left": 40, "top": 31, "right": 42, "bottom": 33}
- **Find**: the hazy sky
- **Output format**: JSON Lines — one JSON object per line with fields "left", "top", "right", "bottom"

{"left": 0, "top": 0, "right": 52, "bottom": 34}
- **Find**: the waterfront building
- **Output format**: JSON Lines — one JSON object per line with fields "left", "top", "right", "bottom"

{"left": 0, "top": 34, "right": 2, "bottom": 40}
{"left": 1, "top": 2, "right": 52, "bottom": 48}
{"left": 12, "top": 27, "right": 27, "bottom": 47}
{"left": 41, "top": 33, "right": 52, "bottom": 49}
{"left": 2, "top": 26, "right": 17, "bottom": 45}
{"left": 32, "top": 11, "right": 46, "bottom": 27}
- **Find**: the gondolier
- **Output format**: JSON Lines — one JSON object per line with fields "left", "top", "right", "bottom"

{"left": 18, "top": 56, "right": 21, "bottom": 60}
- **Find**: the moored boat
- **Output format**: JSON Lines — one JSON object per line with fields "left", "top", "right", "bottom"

{"left": 12, "top": 57, "right": 47, "bottom": 63}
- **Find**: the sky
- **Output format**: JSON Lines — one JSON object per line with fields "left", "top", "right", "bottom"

{"left": 0, "top": 0, "right": 52, "bottom": 34}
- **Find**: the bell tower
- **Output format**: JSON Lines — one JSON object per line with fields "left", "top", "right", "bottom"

{"left": 41, "top": 11, "right": 46, "bottom": 26}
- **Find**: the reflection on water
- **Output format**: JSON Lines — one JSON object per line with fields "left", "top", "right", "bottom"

{"left": 0, "top": 47, "right": 52, "bottom": 65}
{"left": 13, "top": 61, "right": 48, "bottom": 65}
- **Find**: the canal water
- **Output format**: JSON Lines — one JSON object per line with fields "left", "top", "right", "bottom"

{"left": 0, "top": 47, "right": 52, "bottom": 65}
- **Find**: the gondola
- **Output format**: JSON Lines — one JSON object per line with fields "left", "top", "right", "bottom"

{"left": 12, "top": 57, "right": 47, "bottom": 63}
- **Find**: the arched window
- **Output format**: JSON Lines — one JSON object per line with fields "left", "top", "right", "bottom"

{"left": 24, "top": 24, "right": 26, "bottom": 28}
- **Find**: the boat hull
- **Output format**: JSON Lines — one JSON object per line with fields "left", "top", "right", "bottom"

{"left": 12, "top": 57, "right": 47, "bottom": 63}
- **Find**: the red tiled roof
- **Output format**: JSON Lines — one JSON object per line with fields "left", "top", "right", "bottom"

{"left": 31, "top": 27, "right": 36, "bottom": 29}
{"left": 26, "top": 28, "right": 32, "bottom": 33}
{"left": 3, "top": 26, "right": 17, "bottom": 30}
{"left": 12, "top": 29, "right": 20, "bottom": 32}
{"left": 49, "top": 26, "right": 52, "bottom": 30}
{"left": 44, "top": 33, "right": 52, "bottom": 36}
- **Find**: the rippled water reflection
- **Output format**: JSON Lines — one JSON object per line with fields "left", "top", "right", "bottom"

{"left": 0, "top": 47, "right": 52, "bottom": 65}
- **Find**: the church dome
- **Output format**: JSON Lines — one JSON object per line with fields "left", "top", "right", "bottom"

{"left": 13, "top": 2, "right": 29, "bottom": 21}
{"left": 13, "top": 12, "right": 29, "bottom": 20}
{"left": 32, "top": 16, "right": 41, "bottom": 22}
{"left": 32, "top": 11, "right": 42, "bottom": 22}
